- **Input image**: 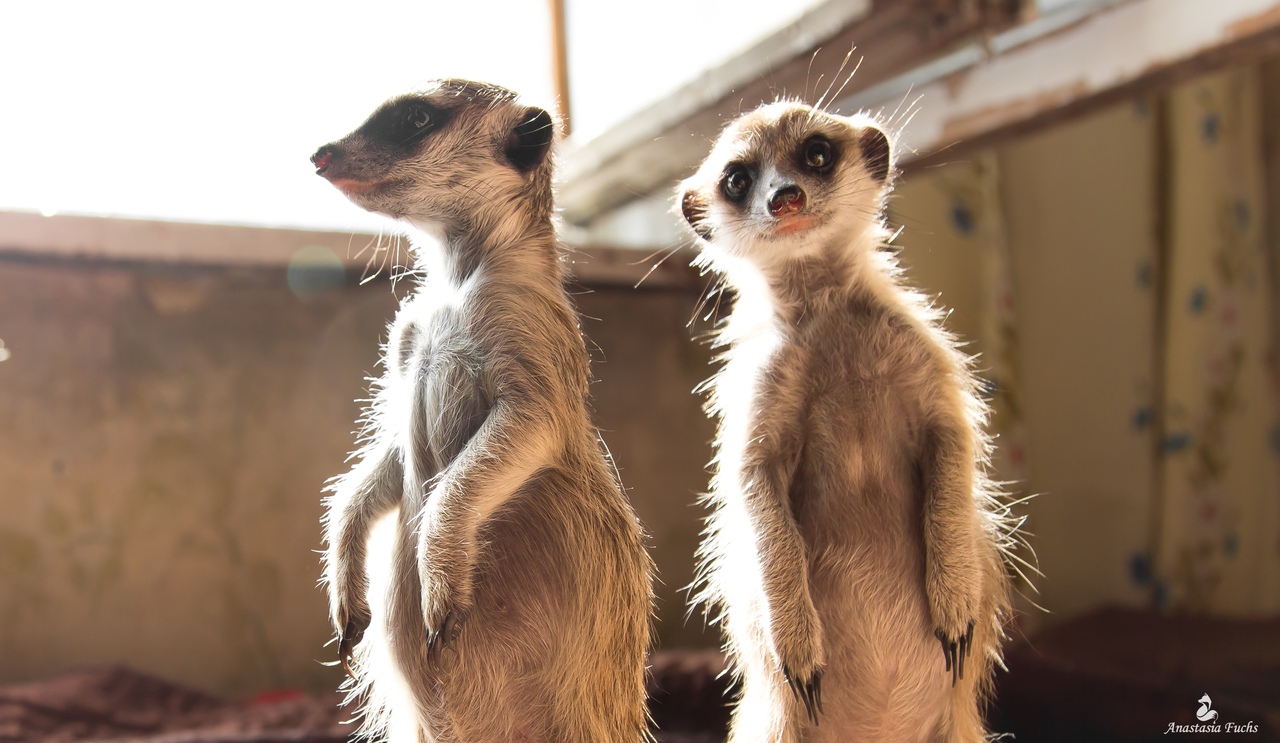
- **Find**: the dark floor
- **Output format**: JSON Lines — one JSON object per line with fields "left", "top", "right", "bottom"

{"left": 3, "top": 608, "right": 1277, "bottom": 742}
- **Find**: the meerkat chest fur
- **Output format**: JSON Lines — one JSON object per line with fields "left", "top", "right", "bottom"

{"left": 387, "top": 271, "right": 494, "bottom": 473}
{"left": 712, "top": 264, "right": 942, "bottom": 542}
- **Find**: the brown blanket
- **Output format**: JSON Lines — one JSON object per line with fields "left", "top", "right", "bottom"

{"left": 0, "top": 651, "right": 730, "bottom": 743}
{"left": 0, "top": 668, "right": 350, "bottom": 743}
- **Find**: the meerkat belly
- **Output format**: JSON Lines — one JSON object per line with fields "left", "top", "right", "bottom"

{"left": 798, "top": 378, "right": 947, "bottom": 736}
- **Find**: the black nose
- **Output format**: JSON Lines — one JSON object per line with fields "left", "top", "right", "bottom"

{"left": 311, "top": 145, "right": 337, "bottom": 174}
{"left": 768, "top": 185, "right": 806, "bottom": 217}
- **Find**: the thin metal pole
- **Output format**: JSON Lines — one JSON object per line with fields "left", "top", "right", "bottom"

{"left": 548, "top": 0, "right": 572, "bottom": 135}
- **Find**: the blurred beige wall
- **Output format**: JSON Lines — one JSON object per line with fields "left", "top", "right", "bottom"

{"left": 0, "top": 259, "right": 716, "bottom": 696}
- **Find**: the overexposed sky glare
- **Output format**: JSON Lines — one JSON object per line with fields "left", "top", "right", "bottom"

{"left": 1, "top": 1, "right": 822, "bottom": 233}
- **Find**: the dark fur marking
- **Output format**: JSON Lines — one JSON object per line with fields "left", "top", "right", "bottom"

{"left": 681, "top": 190, "right": 714, "bottom": 241}
{"left": 858, "top": 126, "right": 891, "bottom": 183}
{"left": 358, "top": 96, "right": 450, "bottom": 150}
{"left": 794, "top": 135, "right": 839, "bottom": 177}
{"left": 507, "top": 107, "right": 554, "bottom": 172}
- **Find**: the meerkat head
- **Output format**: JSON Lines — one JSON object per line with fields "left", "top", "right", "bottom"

{"left": 677, "top": 102, "right": 893, "bottom": 272}
{"left": 312, "top": 79, "right": 556, "bottom": 229}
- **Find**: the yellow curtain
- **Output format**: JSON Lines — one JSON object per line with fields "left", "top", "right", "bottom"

{"left": 892, "top": 64, "right": 1280, "bottom": 624}
{"left": 1156, "top": 67, "right": 1280, "bottom": 614}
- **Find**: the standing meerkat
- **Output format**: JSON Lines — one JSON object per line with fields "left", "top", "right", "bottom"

{"left": 312, "top": 79, "right": 652, "bottom": 743}
{"left": 676, "top": 102, "right": 1014, "bottom": 743}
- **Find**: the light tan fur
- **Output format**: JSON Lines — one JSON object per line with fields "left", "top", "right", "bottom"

{"left": 677, "top": 101, "right": 1013, "bottom": 743}
{"left": 314, "top": 80, "right": 652, "bottom": 743}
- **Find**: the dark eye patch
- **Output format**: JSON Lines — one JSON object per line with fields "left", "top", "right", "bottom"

{"left": 359, "top": 97, "right": 450, "bottom": 149}
{"left": 720, "top": 163, "right": 753, "bottom": 204}
{"left": 795, "top": 134, "right": 838, "bottom": 175}
{"left": 858, "top": 127, "right": 891, "bottom": 183}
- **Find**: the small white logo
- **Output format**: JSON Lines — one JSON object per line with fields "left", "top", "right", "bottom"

{"left": 1197, "top": 694, "right": 1219, "bottom": 724}
{"left": 1165, "top": 693, "right": 1258, "bottom": 735}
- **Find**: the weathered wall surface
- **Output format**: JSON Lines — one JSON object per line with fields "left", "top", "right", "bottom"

{"left": 575, "top": 286, "right": 721, "bottom": 649}
{"left": 0, "top": 258, "right": 717, "bottom": 695}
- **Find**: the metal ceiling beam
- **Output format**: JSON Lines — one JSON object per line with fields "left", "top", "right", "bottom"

{"left": 559, "top": 0, "right": 1280, "bottom": 229}
{"left": 844, "top": 0, "right": 1280, "bottom": 171}
{"left": 557, "top": 0, "right": 1019, "bottom": 226}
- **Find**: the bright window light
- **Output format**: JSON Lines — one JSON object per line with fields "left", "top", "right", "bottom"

{"left": 0, "top": 1, "right": 555, "bottom": 233}
{"left": 1, "top": 0, "right": 826, "bottom": 233}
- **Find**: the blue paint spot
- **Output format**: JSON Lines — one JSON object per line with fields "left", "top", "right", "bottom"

{"left": 1152, "top": 581, "right": 1172, "bottom": 609}
{"left": 1131, "top": 407, "right": 1153, "bottom": 431}
{"left": 1162, "top": 431, "right": 1192, "bottom": 454}
{"left": 951, "top": 201, "right": 975, "bottom": 235}
{"left": 286, "top": 246, "right": 345, "bottom": 300}
{"left": 1188, "top": 286, "right": 1208, "bottom": 314}
{"left": 1129, "top": 552, "right": 1152, "bottom": 586}
{"left": 1202, "top": 112, "right": 1220, "bottom": 143}
{"left": 1268, "top": 424, "right": 1280, "bottom": 456}
{"left": 1152, "top": 580, "right": 1170, "bottom": 610}
{"left": 1223, "top": 532, "right": 1239, "bottom": 559}
{"left": 1235, "top": 200, "right": 1252, "bottom": 231}
{"left": 1136, "top": 261, "right": 1153, "bottom": 289}
{"left": 1132, "top": 99, "right": 1149, "bottom": 118}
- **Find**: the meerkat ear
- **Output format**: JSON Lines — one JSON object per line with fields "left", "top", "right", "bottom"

{"left": 859, "top": 126, "right": 892, "bottom": 183}
{"left": 506, "top": 107, "right": 555, "bottom": 172}
{"left": 679, "top": 187, "right": 714, "bottom": 241}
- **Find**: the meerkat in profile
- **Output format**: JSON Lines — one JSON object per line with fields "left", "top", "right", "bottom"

{"left": 312, "top": 79, "right": 652, "bottom": 743}
{"left": 676, "top": 102, "right": 1013, "bottom": 742}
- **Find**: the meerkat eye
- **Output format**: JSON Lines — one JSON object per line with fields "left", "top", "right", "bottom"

{"left": 406, "top": 105, "right": 432, "bottom": 130}
{"left": 803, "top": 136, "right": 834, "bottom": 172}
{"left": 721, "top": 165, "right": 753, "bottom": 203}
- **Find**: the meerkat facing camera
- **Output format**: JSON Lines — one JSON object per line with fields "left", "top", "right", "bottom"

{"left": 677, "top": 102, "right": 1014, "bottom": 742}
{"left": 313, "top": 79, "right": 652, "bottom": 743}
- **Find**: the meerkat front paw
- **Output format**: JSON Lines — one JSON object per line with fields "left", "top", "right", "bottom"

{"left": 336, "top": 615, "right": 369, "bottom": 680}
{"left": 419, "top": 553, "right": 474, "bottom": 665}
{"left": 771, "top": 604, "right": 826, "bottom": 725}
{"left": 424, "top": 605, "right": 469, "bottom": 664}
{"left": 783, "top": 664, "right": 824, "bottom": 725}
{"left": 327, "top": 570, "right": 371, "bottom": 679}
{"left": 927, "top": 548, "right": 984, "bottom": 686}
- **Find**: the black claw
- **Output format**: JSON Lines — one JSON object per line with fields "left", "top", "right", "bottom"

{"left": 425, "top": 609, "right": 468, "bottom": 665}
{"left": 937, "top": 621, "right": 976, "bottom": 686}
{"left": 425, "top": 613, "right": 447, "bottom": 664}
{"left": 810, "top": 670, "right": 823, "bottom": 725}
{"left": 338, "top": 620, "right": 363, "bottom": 680}
{"left": 782, "top": 665, "right": 823, "bottom": 726}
